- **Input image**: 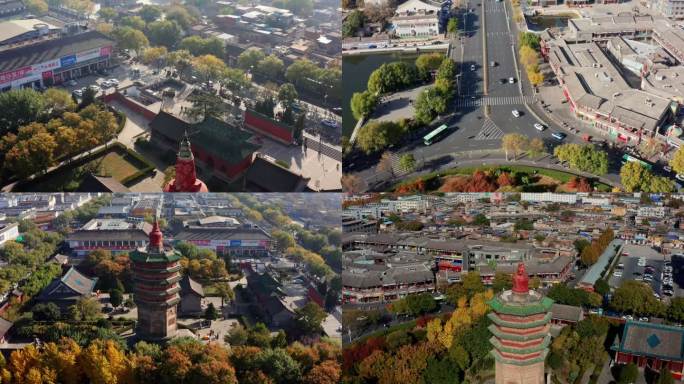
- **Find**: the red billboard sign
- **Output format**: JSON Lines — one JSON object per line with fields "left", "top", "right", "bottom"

{"left": 0, "top": 67, "right": 31, "bottom": 84}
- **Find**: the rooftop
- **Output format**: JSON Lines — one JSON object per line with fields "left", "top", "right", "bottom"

{"left": 0, "top": 30, "right": 114, "bottom": 73}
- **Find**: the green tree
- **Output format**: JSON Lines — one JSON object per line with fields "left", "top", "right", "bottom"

{"left": 669, "top": 147, "right": 684, "bottom": 175}
{"left": 350, "top": 91, "right": 378, "bottom": 120}
{"left": 193, "top": 54, "right": 228, "bottom": 83}
{"left": 165, "top": 5, "right": 197, "bottom": 30}
{"left": 519, "top": 31, "right": 541, "bottom": 50}
{"left": 43, "top": 88, "right": 77, "bottom": 116}
{"left": 398, "top": 153, "right": 416, "bottom": 173}
{"left": 355, "top": 120, "right": 404, "bottom": 154}
{"left": 657, "top": 367, "right": 675, "bottom": 384}
{"left": 422, "top": 357, "right": 460, "bottom": 384}
{"left": 667, "top": 297, "right": 684, "bottom": 323}
{"left": 492, "top": 272, "right": 513, "bottom": 292}
{"left": 120, "top": 15, "right": 146, "bottom": 30}
{"left": 97, "top": 7, "right": 117, "bottom": 21}
{"left": 294, "top": 302, "right": 327, "bottom": 335}
{"left": 109, "top": 288, "right": 123, "bottom": 308}
{"left": 69, "top": 297, "right": 102, "bottom": 321}
{"left": 167, "top": 49, "right": 194, "bottom": 80}
{"left": 414, "top": 87, "right": 447, "bottom": 124}
{"left": 0, "top": 89, "right": 46, "bottom": 135}
{"left": 415, "top": 53, "right": 444, "bottom": 80}
{"left": 24, "top": 0, "right": 48, "bottom": 14}
{"left": 147, "top": 20, "right": 181, "bottom": 48}
{"left": 367, "top": 62, "right": 418, "bottom": 94}
{"left": 618, "top": 363, "right": 638, "bottom": 384}
{"left": 205, "top": 302, "right": 219, "bottom": 320}
{"left": 139, "top": 5, "right": 162, "bottom": 23}
{"left": 215, "top": 282, "right": 235, "bottom": 307}
{"left": 257, "top": 55, "right": 285, "bottom": 79}
{"left": 342, "top": 10, "right": 364, "bottom": 37}
{"left": 272, "top": 230, "right": 296, "bottom": 252}
{"left": 611, "top": 280, "right": 665, "bottom": 316}
{"left": 238, "top": 47, "right": 266, "bottom": 71}
{"left": 277, "top": 83, "right": 298, "bottom": 106}
{"left": 554, "top": 143, "right": 608, "bottom": 175}
{"left": 32, "top": 302, "right": 61, "bottom": 321}
{"left": 447, "top": 18, "right": 458, "bottom": 34}
{"left": 113, "top": 27, "right": 149, "bottom": 56}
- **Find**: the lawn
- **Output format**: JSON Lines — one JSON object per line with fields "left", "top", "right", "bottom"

{"left": 93, "top": 152, "right": 140, "bottom": 181}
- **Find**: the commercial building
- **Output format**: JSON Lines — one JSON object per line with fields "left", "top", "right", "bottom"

{"left": 0, "top": 19, "right": 62, "bottom": 50}
{"left": 66, "top": 219, "right": 152, "bottom": 257}
{"left": 173, "top": 225, "right": 272, "bottom": 257}
{"left": 342, "top": 250, "right": 435, "bottom": 305}
{"left": 0, "top": 30, "right": 114, "bottom": 91}
{"left": 342, "top": 216, "right": 378, "bottom": 234}
{"left": 543, "top": 38, "right": 674, "bottom": 144}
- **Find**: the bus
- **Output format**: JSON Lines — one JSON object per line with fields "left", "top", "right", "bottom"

{"left": 423, "top": 124, "right": 450, "bottom": 145}
{"left": 621, "top": 154, "right": 652, "bottom": 170}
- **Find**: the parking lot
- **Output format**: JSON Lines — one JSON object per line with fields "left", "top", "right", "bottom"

{"left": 608, "top": 244, "right": 679, "bottom": 300}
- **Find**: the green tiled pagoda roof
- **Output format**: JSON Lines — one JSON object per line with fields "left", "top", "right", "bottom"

{"left": 490, "top": 349, "right": 548, "bottom": 366}
{"left": 488, "top": 324, "right": 550, "bottom": 341}
{"left": 488, "top": 312, "right": 552, "bottom": 329}
{"left": 487, "top": 296, "right": 554, "bottom": 316}
{"left": 489, "top": 335, "right": 551, "bottom": 355}
{"left": 130, "top": 248, "right": 181, "bottom": 263}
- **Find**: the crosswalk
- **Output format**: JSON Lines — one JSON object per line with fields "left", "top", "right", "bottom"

{"left": 454, "top": 95, "right": 534, "bottom": 107}
{"left": 474, "top": 118, "right": 505, "bottom": 140}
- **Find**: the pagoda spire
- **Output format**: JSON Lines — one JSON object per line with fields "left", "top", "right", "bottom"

{"left": 148, "top": 220, "right": 163, "bottom": 253}
{"left": 162, "top": 130, "right": 208, "bottom": 192}
{"left": 512, "top": 263, "right": 529, "bottom": 294}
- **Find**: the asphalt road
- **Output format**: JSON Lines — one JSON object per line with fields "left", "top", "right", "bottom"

{"left": 345, "top": 0, "right": 593, "bottom": 187}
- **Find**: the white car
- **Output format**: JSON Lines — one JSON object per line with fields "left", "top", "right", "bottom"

{"left": 664, "top": 165, "right": 673, "bottom": 173}
{"left": 470, "top": 64, "right": 476, "bottom": 71}
{"left": 614, "top": 271, "right": 623, "bottom": 277}
{"left": 512, "top": 109, "right": 520, "bottom": 118}
{"left": 509, "top": 77, "right": 515, "bottom": 84}
{"left": 534, "top": 123, "right": 544, "bottom": 131}
{"left": 639, "top": 317, "right": 649, "bottom": 322}
{"left": 108, "top": 78, "right": 119, "bottom": 86}
{"left": 72, "top": 89, "right": 83, "bottom": 97}
{"left": 101, "top": 81, "right": 112, "bottom": 89}
{"left": 66, "top": 79, "right": 78, "bottom": 86}
{"left": 677, "top": 174, "right": 684, "bottom": 182}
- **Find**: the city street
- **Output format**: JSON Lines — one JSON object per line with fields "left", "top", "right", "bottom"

{"left": 345, "top": 0, "right": 596, "bottom": 189}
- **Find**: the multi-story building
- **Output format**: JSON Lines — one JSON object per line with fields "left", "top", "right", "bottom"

{"left": 66, "top": 219, "right": 152, "bottom": 257}
{"left": 173, "top": 224, "right": 272, "bottom": 257}
{"left": 342, "top": 250, "right": 435, "bottom": 304}
{"left": 0, "top": 30, "right": 115, "bottom": 91}
{"left": 0, "top": 223, "right": 19, "bottom": 247}
{"left": 521, "top": 193, "right": 578, "bottom": 204}
{"left": 654, "top": 0, "right": 684, "bottom": 20}
{"left": 342, "top": 216, "right": 378, "bottom": 234}
{"left": 391, "top": 0, "right": 443, "bottom": 38}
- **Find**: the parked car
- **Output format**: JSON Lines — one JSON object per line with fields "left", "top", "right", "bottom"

{"left": 534, "top": 123, "right": 544, "bottom": 131}
{"left": 66, "top": 79, "right": 78, "bottom": 86}
{"left": 511, "top": 109, "right": 520, "bottom": 118}
{"left": 509, "top": 77, "right": 516, "bottom": 84}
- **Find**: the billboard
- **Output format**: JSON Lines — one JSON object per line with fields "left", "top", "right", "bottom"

{"left": 0, "top": 67, "right": 31, "bottom": 85}
{"left": 60, "top": 55, "right": 76, "bottom": 68}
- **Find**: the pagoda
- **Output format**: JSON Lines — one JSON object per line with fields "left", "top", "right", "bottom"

{"left": 163, "top": 132, "right": 209, "bottom": 192}
{"left": 488, "top": 263, "right": 553, "bottom": 384}
{"left": 130, "top": 221, "right": 182, "bottom": 341}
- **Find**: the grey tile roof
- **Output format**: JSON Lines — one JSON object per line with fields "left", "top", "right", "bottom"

{"left": 0, "top": 30, "right": 114, "bottom": 73}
